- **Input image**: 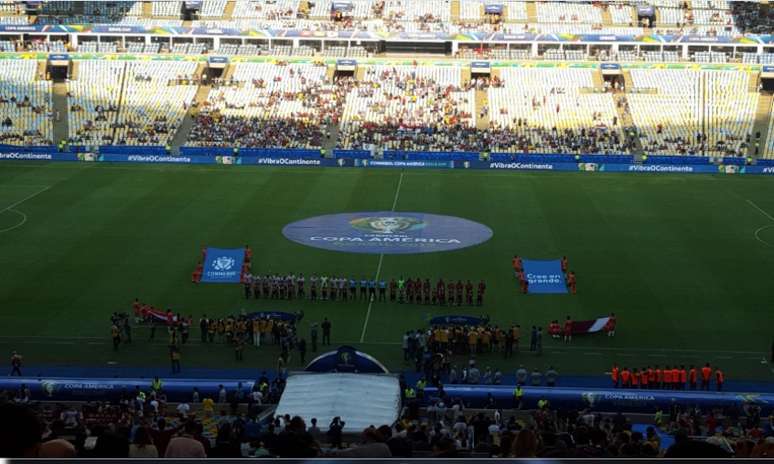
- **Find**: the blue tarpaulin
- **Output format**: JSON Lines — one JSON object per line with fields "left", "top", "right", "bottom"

{"left": 201, "top": 247, "right": 245, "bottom": 283}
{"left": 331, "top": 0, "right": 353, "bottom": 11}
{"left": 484, "top": 3, "right": 503, "bottom": 14}
{"left": 429, "top": 315, "right": 490, "bottom": 326}
{"left": 522, "top": 259, "right": 567, "bottom": 294}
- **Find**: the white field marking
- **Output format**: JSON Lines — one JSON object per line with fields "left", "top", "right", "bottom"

{"left": 359, "top": 170, "right": 404, "bottom": 343}
{"left": 0, "top": 185, "right": 50, "bottom": 234}
{"left": 0, "top": 208, "right": 27, "bottom": 234}
{"left": 746, "top": 200, "right": 774, "bottom": 246}
{"left": 0, "top": 185, "right": 50, "bottom": 215}
{"left": 753, "top": 224, "right": 774, "bottom": 247}
{"left": 747, "top": 199, "right": 774, "bottom": 222}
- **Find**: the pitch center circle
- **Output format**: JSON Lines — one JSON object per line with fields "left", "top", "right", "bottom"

{"left": 282, "top": 212, "right": 493, "bottom": 254}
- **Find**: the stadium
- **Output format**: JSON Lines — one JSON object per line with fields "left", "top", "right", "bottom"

{"left": 0, "top": 0, "right": 773, "bottom": 459}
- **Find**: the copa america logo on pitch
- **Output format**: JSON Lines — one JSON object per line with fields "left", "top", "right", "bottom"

{"left": 282, "top": 212, "right": 493, "bottom": 254}
{"left": 349, "top": 216, "right": 426, "bottom": 234}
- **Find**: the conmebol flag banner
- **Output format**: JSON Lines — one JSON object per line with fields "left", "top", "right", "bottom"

{"left": 201, "top": 247, "right": 245, "bottom": 283}
{"left": 522, "top": 259, "right": 567, "bottom": 294}
{"left": 570, "top": 316, "right": 611, "bottom": 335}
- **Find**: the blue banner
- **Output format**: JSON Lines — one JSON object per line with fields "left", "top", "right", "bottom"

{"left": 429, "top": 315, "right": 490, "bottom": 326}
{"left": 741, "top": 166, "right": 774, "bottom": 175}
{"left": 98, "top": 153, "right": 215, "bottom": 164}
{"left": 0, "top": 377, "right": 255, "bottom": 403}
{"left": 522, "top": 259, "right": 567, "bottom": 294}
{"left": 483, "top": 161, "right": 580, "bottom": 171}
{"left": 239, "top": 156, "right": 337, "bottom": 167}
{"left": 471, "top": 61, "right": 491, "bottom": 68}
{"left": 484, "top": 4, "right": 503, "bottom": 14}
{"left": 207, "top": 56, "right": 229, "bottom": 64}
{"left": 245, "top": 311, "right": 298, "bottom": 322}
{"left": 425, "top": 385, "right": 774, "bottom": 415}
{"left": 354, "top": 159, "right": 455, "bottom": 168}
{"left": 602, "top": 164, "right": 722, "bottom": 174}
{"left": 0, "top": 151, "right": 78, "bottom": 161}
{"left": 305, "top": 346, "right": 389, "bottom": 373}
{"left": 331, "top": 0, "right": 353, "bottom": 11}
{"left": 201, "top": 247, "right": 245, "bottom": 283}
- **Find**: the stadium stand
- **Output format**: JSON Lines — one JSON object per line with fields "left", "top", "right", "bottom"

{"left": 0, "top": 60, "right": 52, "bottom": 146}
{"left": 486, "top": 67, "right": 626, "bottom": 154}
{"left": 338, "top": 65, "right": 476, "bottom": 151}
{"left": 67, "top": 61, "right": 124, "bottom": 146}
{"left": 627, "top": 69, "right": 757, "bottom": 156}
{"left": 188, "top": 62, "right": 339, "bottom": 148}
{"left": 114, "top": 61, "right": 198, "bottom": 146}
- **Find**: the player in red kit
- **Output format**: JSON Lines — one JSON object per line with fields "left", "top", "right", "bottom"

{"left": 512, "top": 255, "right": 523, "bottom": 273}
{"left": 192, "top": 262, "right": 203, "bottom": 283}
{"left": 605, "top": 312, "right": 616, "bottom": 337}
{"left": 465, "top": 280, "right": 473, "bottom": 305}
{"left": 518, "top": 270, "right": 529, "bottom": 294}
{"left": 563, "top": 316, "right": 573, "bottom": 343}
{"left": 455, "top": 280, "right": 463, "bottom": 306}
{"left": 561, "top": 256, "right": 568, "bottom": 273}
{"left": 477, "top": 280, "right": 486, "bottom": 306}
{"left": 446, "top": 280, "right": 455, "bottom": 306}
{"left": 423, "top": 279, "right": 431, "bottom": 304}
{"left": 566, "top": 271, "right": 577, "bottom": 295}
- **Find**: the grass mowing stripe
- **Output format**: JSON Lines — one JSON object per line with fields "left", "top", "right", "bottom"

{"left": 360, "top": 170, "right": 405, "bottom": 342}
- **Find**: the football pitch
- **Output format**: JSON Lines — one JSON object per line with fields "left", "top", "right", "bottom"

{"left": 1, "top": 162, "right": 773, "bottom": 382}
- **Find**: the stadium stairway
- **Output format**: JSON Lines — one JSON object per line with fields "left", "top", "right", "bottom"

{"left": 51, "top": 82, "right": 69, "bottom": 145}
{"left": 526, "top": 1, "right": 538, "bottom": 23}
{"left": 110, "top": 62, "right": 130, "bottom": 144}
{"left": 475, "top": 87, "right": 489, "bottom": 130}
{"left": 323, "top": 122, "right": 339, "bottom": 156}
{"left": 451, "top": 0, "right": 460, "bottom": 22}
{"left": 223, "top": 0, "right": 236, "bottom": 20}
{"left": 622, "top": 70, "right": 634, "bottom": 91}
{"left": 613, "top": 93, "right": 644, "bottom": 157}
{"left": 221, "top": 63, "right": 236, "bottom": 81}
{"left": 142, "top": 1, "right": 152, "bottom": 18}
{"left": 461, "top": 67, "right": 471, "bottom": 86}
{"left": 749, "top": 71, "right": 761, "bottom": 92}
{"left": 592, "top": 69, "right": 605, "bottom": 90}
{"left": 170, "top": 83, "right": 212, "bottom": 152}
{"left": 36, "top": 60, "right": 46, "bottom": 80}
{"left": 750, "top": 92, "right": 773, "bottom": 158}
{"left": 601, "top": 5, "right": 613, "bottom": 26}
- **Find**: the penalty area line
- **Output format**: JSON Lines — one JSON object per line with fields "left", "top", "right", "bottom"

{"left": 0, "top": 185, "right": 50, "bottom": 235}
{"left": 746, "top": 199, "right": 774, "bottom": 222}
{"left": 360, "top": 170, "right": 405, "bottom": 343}
{"left": 746, "top": 199, "right": 774, "bottom": 247}
{"left": 0, "top": 185, "right": 50, "bottom": 216}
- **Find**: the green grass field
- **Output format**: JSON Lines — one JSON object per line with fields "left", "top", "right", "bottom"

{"left": 1, "top": 162, "right": 773, "bottom": 381}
